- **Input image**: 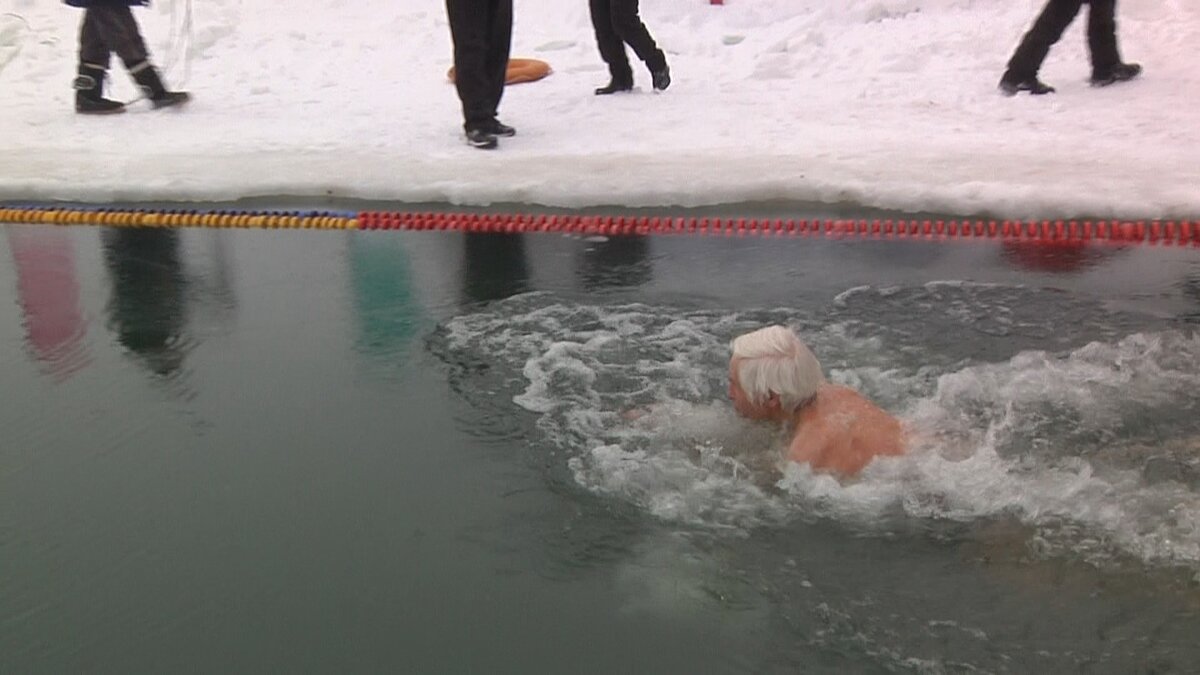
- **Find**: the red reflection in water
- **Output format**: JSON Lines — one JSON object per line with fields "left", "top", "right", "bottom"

{"left": 6, "top": 228, "right": 91, "bottom": 381}
{"left": 1000, "top": 240, "right": 1113, "bottom": 274}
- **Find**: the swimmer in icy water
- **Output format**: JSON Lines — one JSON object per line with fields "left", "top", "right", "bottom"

{"left": 729, "top": 325, "right": 905, "bottom": 477}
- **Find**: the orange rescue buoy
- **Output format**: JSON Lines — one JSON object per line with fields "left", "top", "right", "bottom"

{"left": 447, "top": 58, "right": 552, "bottom": 85}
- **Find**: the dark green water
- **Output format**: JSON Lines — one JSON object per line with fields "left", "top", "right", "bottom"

{"left": 3, "top": 222, "right": 1200, "bottom": 674}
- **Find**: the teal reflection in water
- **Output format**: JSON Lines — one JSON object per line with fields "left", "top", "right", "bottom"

{"left": 347, "top": 232, "right": 423, "bottom": 364}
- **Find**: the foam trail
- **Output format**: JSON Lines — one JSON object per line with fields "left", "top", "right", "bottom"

{"left": 439, "top": 293, "right": 1200, "bottom": 569}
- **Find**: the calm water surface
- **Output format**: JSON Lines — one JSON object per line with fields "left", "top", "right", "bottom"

{"left": 2, "top": 217, "right": 1200, "bottom": 673}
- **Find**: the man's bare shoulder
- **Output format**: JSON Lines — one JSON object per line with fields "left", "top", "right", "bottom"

{"left": 788, "top": 385, "right": 904, "bottom": 474}
{"left": 822, "top": 384, "right": 883, "bottom": 409}
{"left": 787, "top": 414, "right": 833, "bottom": 465}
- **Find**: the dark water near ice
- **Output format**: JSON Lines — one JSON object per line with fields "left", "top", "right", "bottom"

{"left": 2, "top": 215, "right": 1200, "bottom": 673}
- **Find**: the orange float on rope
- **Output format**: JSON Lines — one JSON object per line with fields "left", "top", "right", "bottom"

{"left": 447, "top": 58, "right": 552, "bottom": 85}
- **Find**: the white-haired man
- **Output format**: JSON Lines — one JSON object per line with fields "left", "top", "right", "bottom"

{"left": 729, "top": 325, "right": 905, "bottom": 476}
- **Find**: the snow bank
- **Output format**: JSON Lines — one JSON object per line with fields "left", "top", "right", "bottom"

{"left": 0, "top": 0, "right": 1196, "bottom": 217}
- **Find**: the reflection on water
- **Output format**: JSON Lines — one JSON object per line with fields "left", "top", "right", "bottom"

{"left": 578, "top": 235, "right": 652, "bottom": 291}
{"left": 461, "top": 233, "right": 529, "bottom": 306}
{"left": 101, "top": 229, "right": 189, "bottom": 379}
{"left": 5, "top": 228, "right": 90, "bottom": 380}
{"left": 190, "top": 230, "right": 239, "bottom": 327}
{"left": 1000, "top": 240, "right": 1121, "bottom": 274}
{"left": 1184, "top": 274, "right": 1200, "bottom": 324}
{"left": 2, "top": 223, "right": 1200, "bottom": 674}
{"left": 347, "top": 232, "right": 422, "bottom": 363}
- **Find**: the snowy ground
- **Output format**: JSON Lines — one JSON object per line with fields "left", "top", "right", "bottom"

{"left": 0, "top": 0, "right": 1197, "bottom": 218}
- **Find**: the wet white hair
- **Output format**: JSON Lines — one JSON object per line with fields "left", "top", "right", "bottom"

{"left": 730, "top": 325, "right": 824, "bottom": 412}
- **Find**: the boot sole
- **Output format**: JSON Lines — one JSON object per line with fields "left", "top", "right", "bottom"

{"left": 75, "top": 107, "right": 127, "bottom": 115}
{"left": 151, "top": 99, "right": 191, "bottom": 110}
{"left": 998, "top": 84, "right": 1054, "bottom": 96}
{"left": 1090, "top": 75, "right": 1140, "bottom": 88}
{"left": 1090, "top": 65, "right": 1142, "bottom": 87}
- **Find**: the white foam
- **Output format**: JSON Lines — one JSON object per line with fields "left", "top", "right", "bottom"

{"left": 443, "top": 297, "right": 1200, "bottom": 569}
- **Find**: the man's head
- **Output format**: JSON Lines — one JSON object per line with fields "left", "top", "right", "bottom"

{"left": 729, "top": 325, "right": 824, "bottom": 421}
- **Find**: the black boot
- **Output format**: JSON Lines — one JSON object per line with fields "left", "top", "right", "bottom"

{"left": 131, "top": 63, "right": 190, "bottom": 109}
{"left": 595, "top": 71, "right": 634, "bottom": 95}
{"left": 1091, "top": 62, "right": 1142, "bottom": 87}
{"left": 74, "top": 65, "right": 125, "bottom": 115}
{"left": 650, "top": 63, "right": 671, "bottom": 91}
{"left": 646, "top": 51, "right": 670, "bottom": 91}
{"left": 465, "top": 128, "right": 499, "bottom": 150}
{"left": 998, "top": 72, "right": 1055, "bottom": 96}
{"left": 485, "top": 119, "right": 516, "bottom": 137}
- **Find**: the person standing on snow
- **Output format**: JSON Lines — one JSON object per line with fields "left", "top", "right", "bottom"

{"left": 589, "top": 0, "right": 670, "bottom": 95}
{"left": 64, "top": 0, "right": 190, "bottom": 114}
{"left": 445, "top": 0, "right": 515, "bottom": 150}
{"left": 999, "top": 0, "right": 1141, "bottom": 96}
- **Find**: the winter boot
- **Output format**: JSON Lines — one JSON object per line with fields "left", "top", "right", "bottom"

{"left": 650, "top": 63, "right": 671, "bottom": 91}
{"left": 646, "top": 51, "right": 670, "bottom": 92}
{"left": 486, "top": 119, "right": 516, "bottom": 137}
{"left": 1091, "top": 62, "right": 1142, "bottom": 87}
{"left": 998, "top": 72, "right": 1055, "bottom": 96}
{"left": 465, "top": 128, "right": 499, "bottom": 150}
{"left": 130, "top": 62, "right": 190, "bottom": 109}
{"left": 74, "top": 64, "right": 126, "bottom": 115}
{"left": 594, "top": 71, "right": 634, "bottom": 95}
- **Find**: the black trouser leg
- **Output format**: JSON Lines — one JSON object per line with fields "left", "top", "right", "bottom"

{"left": 1087, "top": 0, "right": 1121, "bottom": 77}
{"left": 589, "top": 0, "right": 632, "bottom": 81}
{"left": 446, "top": 0, "right": 512, "bottom": 132}
{"left": 79, "top": 9, "right": 112, "bottom": 70}
{"left": 79, "top": 5, "right": 149, "bottom": 72}
{"left": 483, "top": 0, "right": 512, "bottom": 121}
{"left": 607, "top": 0, "right": 665, "bottom": 71}
{"left": 1005, "top": 0, "right": 1084, "bottom": 80}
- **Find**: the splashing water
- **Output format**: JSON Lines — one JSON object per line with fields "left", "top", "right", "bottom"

{"left": 437, "top": 287, "right": 1200, "bottom": 570}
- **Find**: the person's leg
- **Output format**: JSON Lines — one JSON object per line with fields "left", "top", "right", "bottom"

{"left": 91, "top": 4, "right": 149, "bottom": 72}
{"left": 78, "top": 8, "right": 112, "bottom": 71}
{"left": 608, "top": 0, "right": 664, "bottom": 70}
{"left": 590, "top": 0, "right": 633, "bottom": 93}
{"left": 93, "top": 5, "right": 188, "bottom": 108}
{"left": 1002, "top": 0, "right": 1084, "bottom": 88}
{"left": 482, "top": 0, "right": 513, "bottom": 131}
{"left": 1087, "top": 0, "right": 1119, "bottom": 74}
{"left": 447, "top": 0, "right": 497, "bottom": 146}
{"left": 608, "top": 0, "right": 669, "bottom": 90}
{"left": 1087, "top": 0, "right": 1139, "bottom": 84}
{"left": 74, "top": 8, "right": 123, "bottom": 113}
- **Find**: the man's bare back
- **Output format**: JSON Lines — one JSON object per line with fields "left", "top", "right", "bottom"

{"left": 787, "top": 385, "right": 905, "bottom": 476}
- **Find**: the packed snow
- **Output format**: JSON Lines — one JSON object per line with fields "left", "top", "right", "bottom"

{"left": 0, "top": 0, "right": 1197, "bottom": 217}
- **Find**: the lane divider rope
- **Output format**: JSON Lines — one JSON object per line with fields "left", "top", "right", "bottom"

{"left": 2, "top": 206, "right": 1199, "bottom": 246}
{"left": 0, "top": 207, "right": 358, "bottom": 230}
{"left": 357, "top": 211, "right": 1200, "bottom": 245}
